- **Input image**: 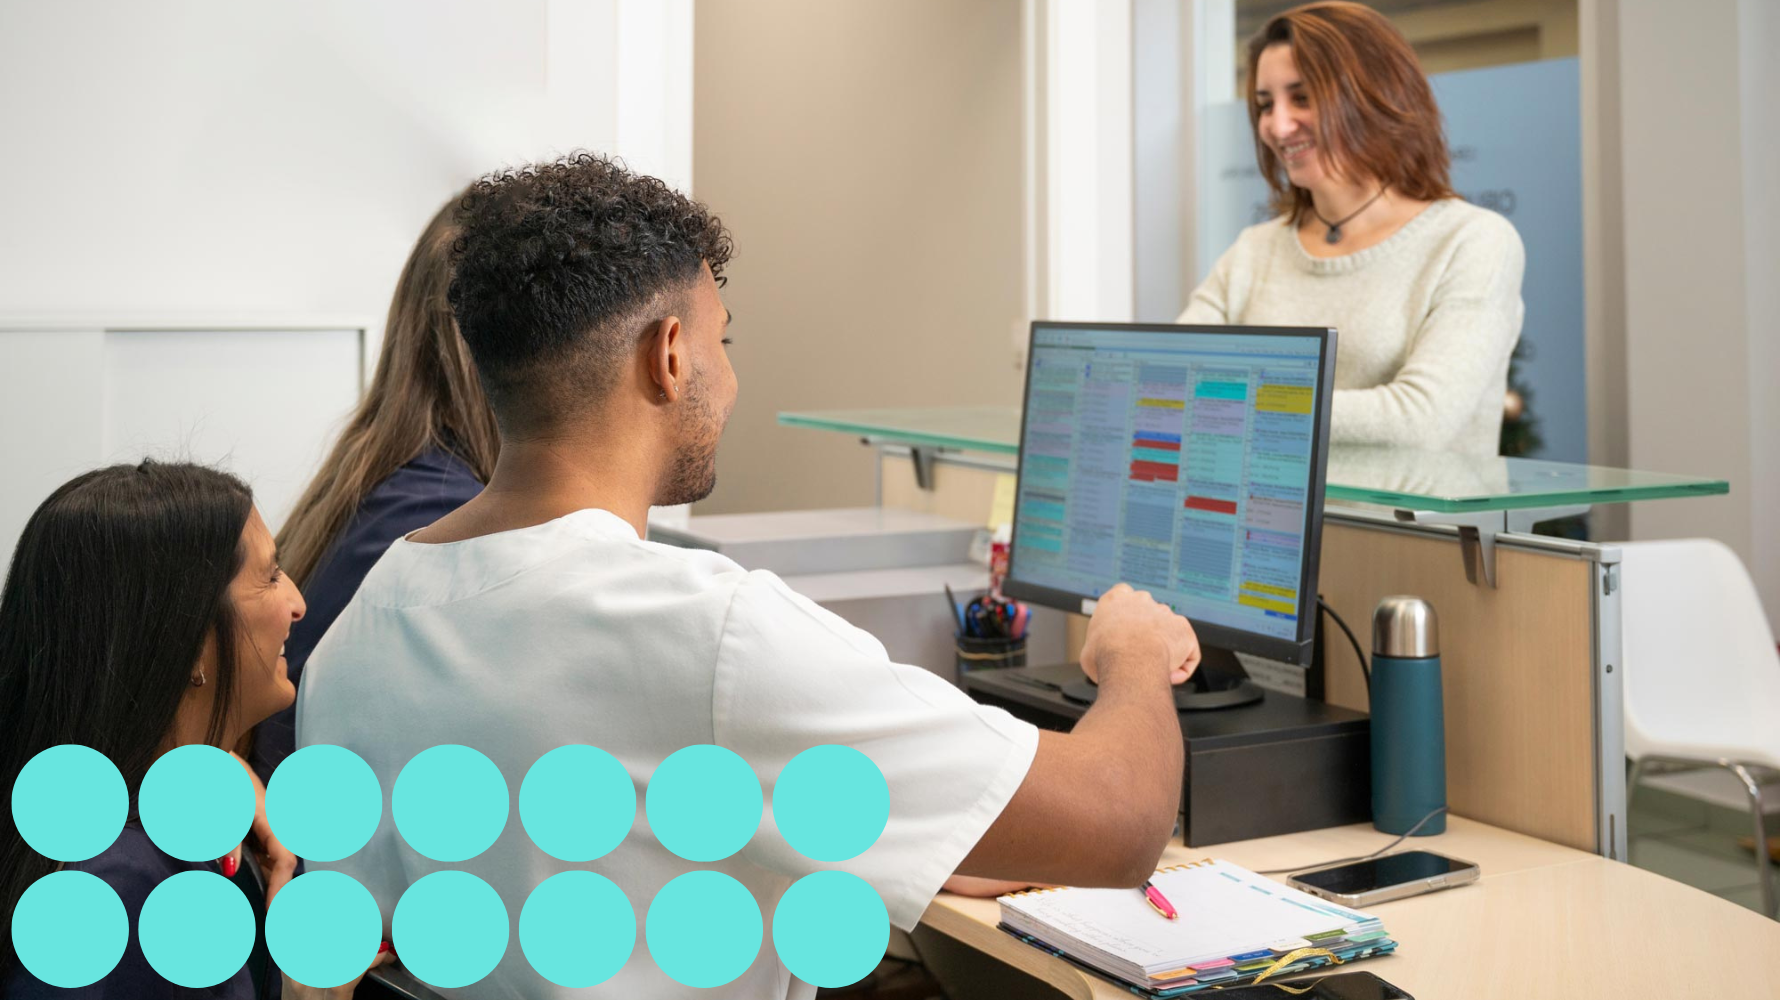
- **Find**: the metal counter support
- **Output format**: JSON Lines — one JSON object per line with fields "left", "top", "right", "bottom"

{"left": 1394, "top": 504, "right": 1592, "bottom": 588}
{"left": 1592, "top": 547, "right": 1628, "bottom": 861}
{"left": 874, "top": 442, "right": 1015, "bottom": 500}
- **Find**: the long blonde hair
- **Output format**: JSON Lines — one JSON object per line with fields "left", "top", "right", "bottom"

{"left": 276, "top": 195, "right": 500, "bottom": 586}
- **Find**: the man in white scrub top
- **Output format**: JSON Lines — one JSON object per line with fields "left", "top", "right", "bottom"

{"left": 297, "top": 153, "right": 1203, "bottom": 999}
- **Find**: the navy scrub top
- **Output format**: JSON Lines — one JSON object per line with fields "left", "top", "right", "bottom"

{"left": 250, "top": 445, "right": 483, "bottom": 786}
{"left": 4, "top": 825, "right": 271, "bottom": 999}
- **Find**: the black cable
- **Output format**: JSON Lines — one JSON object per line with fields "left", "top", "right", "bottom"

{"left": 1317, "top": 596, "right": 1369, "bottom": 694}
{"left": 1256, "top": 806, "right": 1448, "bottom": 875}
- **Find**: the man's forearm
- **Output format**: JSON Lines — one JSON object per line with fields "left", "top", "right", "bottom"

{"left": 1069, "top": 656, "right": 1184, "bottom": 877}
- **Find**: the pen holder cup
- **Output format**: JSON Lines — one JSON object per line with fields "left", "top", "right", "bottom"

{"left": 955, "top": 634, "right": 1027, "bottom": 677}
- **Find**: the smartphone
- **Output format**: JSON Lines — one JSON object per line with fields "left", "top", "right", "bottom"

{"left": 1186, "top": 971, "right": 1413, "bottom": 999}
{"left": 1285, "top": 849, "right": 1479, "bottom": 907}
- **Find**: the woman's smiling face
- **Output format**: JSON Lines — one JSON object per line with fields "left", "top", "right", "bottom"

{"left": 1253, "top": 43, "right": 1329, "bottom": 191}
{"left": 224, "top": 507, "right": 304, "bottom": 728}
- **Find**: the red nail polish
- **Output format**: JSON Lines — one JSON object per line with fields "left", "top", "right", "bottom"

{"left": 221, "top": 855, "right": 238, "bottom": 877}
{"left": 378, "top": 941, "right": 392, "bottom": 955}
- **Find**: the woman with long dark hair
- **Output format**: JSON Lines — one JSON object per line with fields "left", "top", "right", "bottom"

{"left": 249, "top": 193, "right": 499, "bottom": 783}
{"left": 0, "top": 462, "right": 388, "bottom": 998}
{"left": 1181, "top": 1, "right": 1525, "bottom": 456}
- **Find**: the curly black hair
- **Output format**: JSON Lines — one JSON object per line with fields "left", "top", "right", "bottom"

{"left": 448, "top": 152, "right": 733, "bottom": 431}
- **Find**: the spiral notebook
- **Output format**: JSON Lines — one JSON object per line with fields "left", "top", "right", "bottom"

{"left": 997, "top": 859, "right": 1397, "bottom": 996}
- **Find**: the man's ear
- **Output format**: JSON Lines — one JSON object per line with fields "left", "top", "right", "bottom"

{"left": 646, "top": 314, "right": 685, "bottom": 401}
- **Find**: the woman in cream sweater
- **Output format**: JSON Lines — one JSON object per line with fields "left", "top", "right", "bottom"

{"left": 1181, "top": 1, "right": 1524, "bottom": 457}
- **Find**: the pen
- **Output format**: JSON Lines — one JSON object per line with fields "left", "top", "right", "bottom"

{"left": 943, "top": 584, "right": 965, "bottom": 635}
{"left": 1141, "top": 879, "right": 1177, "bottom": 920}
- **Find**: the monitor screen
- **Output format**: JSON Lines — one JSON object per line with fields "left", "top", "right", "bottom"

{"left": 1004, "top": 322, "right": 1336, "bottom": 665}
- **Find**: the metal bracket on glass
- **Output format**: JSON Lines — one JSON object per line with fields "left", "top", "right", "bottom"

{"left": 911, "top": 446, "right": 937, "bottom": 491}
{"left": 1393, "top": 504, "right": 1590, "bottom": 588}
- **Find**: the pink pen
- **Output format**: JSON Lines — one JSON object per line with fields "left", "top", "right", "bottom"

{"left": 1141, "top": 879, "right": 1177, "bottom": 920}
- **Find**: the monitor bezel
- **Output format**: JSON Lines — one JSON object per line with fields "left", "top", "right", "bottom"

{"left": 1003, "top": 320, "right": 1338, "bottom": 667}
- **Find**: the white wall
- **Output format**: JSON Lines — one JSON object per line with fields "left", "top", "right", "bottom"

{"left": 1738, "top": 0, "right": 1779, "bottom": 623}
{"left": 0, "top": 0, "right": 692, "bottom": 561}
{"left": 1042, "top": 0, "right": 1135, "bottom": 324}
{"left": 0, "top": 0, "right": 692, "bottom": 319}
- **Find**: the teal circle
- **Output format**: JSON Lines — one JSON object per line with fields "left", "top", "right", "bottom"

{"left": 10, "top": 871, "right": 128, "bottom": 987}
{"left": 266, "top": 745, "right": 382, "bottom": 862}
{"left": 393, "top": 745, "right": 509, "bottom": 862}
{"left": 139, "top": 871, "right": 255, "bottom": 987}
{"left": 519, "top": 871, "right": 635, "bottom": 987}
{"left": 646, "top": 871, "right": 761, "bottom": 988}
{"left": 392, "top": 871, "right": 509, "bottom": 988}
{"left": 773, "top": 746, "right": 889, "bottom": 861}
{"left": 772, "top": 872, "right": 889, "bottom": 987}
{"left": 11, "top": 744, "right": 127, "bottom": 862}
{"left": 519, "top": 745, "right": 635, "bottom": 862}
{"left": 138, "top": 744, "right": 254, "bottom": 862}
{"left": 645, "top": 746, "right": 761, "bottom": 862}
{"left": 265, "top": 871, "right": 382, "bottom": 989}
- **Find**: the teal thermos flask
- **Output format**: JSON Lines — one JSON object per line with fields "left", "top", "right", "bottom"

{"left": 1369, "top": 596, "right": 1446, "bottom": 835}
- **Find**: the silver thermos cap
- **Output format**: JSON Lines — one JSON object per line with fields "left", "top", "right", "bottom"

{"left": 1373, "top": 596, "right": 1439, "bottom": 658}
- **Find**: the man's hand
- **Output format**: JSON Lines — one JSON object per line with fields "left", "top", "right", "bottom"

{"left": 1078, "top": 583, "right": 1201, "bottom": 686}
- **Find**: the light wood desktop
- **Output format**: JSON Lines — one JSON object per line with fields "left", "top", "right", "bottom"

{"left": 921, "top": 816, "right": 1780, "bottom": 998}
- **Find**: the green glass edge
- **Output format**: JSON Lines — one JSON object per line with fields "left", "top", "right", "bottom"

{"left": 778, "top": 411, "right": 1729, "bottom": 512}
{"left": 777, "top": 412, "right": 1020, "bottom": 455}
{"left": 1325, "top": 480, "right": 1728, "bottom": 513}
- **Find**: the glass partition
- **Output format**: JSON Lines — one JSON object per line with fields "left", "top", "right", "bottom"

{"left": 778, "top": 406, "right": 1728, "bottom": 513}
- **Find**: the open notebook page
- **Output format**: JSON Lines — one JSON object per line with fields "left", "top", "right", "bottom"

{"left": 999, "top": 859, "right": 1383, "bottom": 979}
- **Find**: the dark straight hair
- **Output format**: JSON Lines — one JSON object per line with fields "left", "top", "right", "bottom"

{"left": 0, "top": 461, "right": 253, "bottom": 979}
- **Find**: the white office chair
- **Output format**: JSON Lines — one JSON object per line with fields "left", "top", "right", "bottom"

{"left": 1621, "top": 538, "right": 1780, "bottom": 918}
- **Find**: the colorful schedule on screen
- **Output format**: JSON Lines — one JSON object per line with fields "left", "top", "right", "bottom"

{"left": 1008, "top": 325, "right": 1331, "bottom": 650}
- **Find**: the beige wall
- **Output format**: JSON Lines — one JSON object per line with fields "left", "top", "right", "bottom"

{"left": 691, "top": 0, "right": 1026, "bottom": 515}
{"left": 1615, "top": 0, "right": 1770, "bottom": 616}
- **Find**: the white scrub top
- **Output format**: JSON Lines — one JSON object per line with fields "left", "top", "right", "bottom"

{"left": 296, "top": 507, "right": 1039, "bottom": 999}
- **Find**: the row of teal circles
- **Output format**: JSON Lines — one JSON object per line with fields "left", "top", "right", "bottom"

{"left": 13, "top": 865, "right": 888, "bottom": 988}
{"left": 13, "top": 741, "right": 891, "bottom": 865}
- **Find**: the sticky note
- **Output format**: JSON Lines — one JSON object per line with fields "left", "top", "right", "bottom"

{"left": 987, "top": 474, "right": 1016, "bottom": 529}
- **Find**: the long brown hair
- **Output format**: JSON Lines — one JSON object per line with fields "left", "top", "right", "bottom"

{"left": 276, "top": 195, "right": 499, "bottom": 586}
{"left": 1, "top": 461, "right": 252, "bottom": 979}
{"left": 1247, "top": 1, "right": 1458, "bottom": 224}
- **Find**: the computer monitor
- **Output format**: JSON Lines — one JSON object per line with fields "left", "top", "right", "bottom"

{"left": 1003, "top": 322, "right": 1337, "bottom": 710}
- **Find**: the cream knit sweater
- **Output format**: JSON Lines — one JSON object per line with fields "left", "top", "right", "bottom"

{"left": 1178, "top": 198, "right": 1525, "bottom": 456}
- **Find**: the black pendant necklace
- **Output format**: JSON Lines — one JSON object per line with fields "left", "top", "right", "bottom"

{"left": 1312, "top": 187, "right": 1388, "bottom": 245}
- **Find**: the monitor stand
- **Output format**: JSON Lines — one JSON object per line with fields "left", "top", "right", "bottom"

{"left": 1058, "top": 645, "right": 1265, "bottom": 711}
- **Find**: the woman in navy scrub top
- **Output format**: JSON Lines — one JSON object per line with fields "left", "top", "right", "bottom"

{"left": 0, "top": 462, "right": 390, "bottom": 998}
{"left": 250, "top": 194, "right": 499, "bottom": 786}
